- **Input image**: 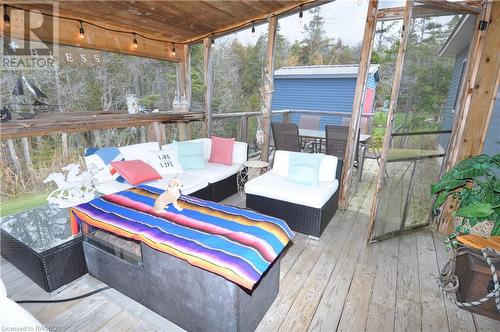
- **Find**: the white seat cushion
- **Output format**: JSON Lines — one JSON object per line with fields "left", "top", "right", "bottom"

{"left": 146, "top": 173, "right": 208, "bottom": 195}
{"left": 183, "top": 162, "right": 241, "bottom": 184}
{"left": 94, "top": 173, "right": 208, "bottom": 196}
{"left": 245, "top": 172, "right": 339, "bottom": 209}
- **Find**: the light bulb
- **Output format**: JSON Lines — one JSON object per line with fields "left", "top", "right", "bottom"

{"left": 251, "top": 21, "right": 255, "bottom": 36}
{"left": 132, "top": 34, "right": 138, "bottom": 49}
{"left": 298, "top": 6, "right": 303, "bottom": 25}
{"left": 171, "top": 44, "right": 176, "bottom": 57}
{"left": 79, "top": 21, "right": 85, "bottom": 39}
{"left": 3, "top": 5, "right": 10, "bottom": 27}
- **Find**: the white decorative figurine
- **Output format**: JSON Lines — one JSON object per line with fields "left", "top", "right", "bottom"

{"left": 126, "top": 94, "right": 140, "bottom": 114}
{"left": 43, "top": 163, "right": 96, "bottom": 208}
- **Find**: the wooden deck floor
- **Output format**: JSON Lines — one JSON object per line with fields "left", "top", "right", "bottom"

{"left": 1, "top": 160, "right": 499, "bottom": 331}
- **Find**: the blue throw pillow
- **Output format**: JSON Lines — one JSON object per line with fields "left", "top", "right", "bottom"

{"left": 174, "top": 141, "right": 206, "bottom": 170}
{"left": 287, "top": 152, "right": 324, "bottom": 186}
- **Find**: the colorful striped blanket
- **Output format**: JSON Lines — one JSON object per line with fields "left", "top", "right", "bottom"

{"left": 70, "top": 185, "right": 293, "bottom": 290}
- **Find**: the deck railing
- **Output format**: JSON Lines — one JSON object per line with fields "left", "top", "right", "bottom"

{"left": 211, "top": 109, "right": 372, "bottom": 157}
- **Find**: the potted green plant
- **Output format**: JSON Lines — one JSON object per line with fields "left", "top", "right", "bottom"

{"left": 432, "top": 154, "right": 500, "bottom": 247}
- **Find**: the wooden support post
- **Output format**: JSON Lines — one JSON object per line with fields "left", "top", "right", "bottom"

{"left": 177, "top": 44, "right": 192, "bottom": 141}
{"left": 367, "top": 0, "right": 413, "bottom": 242}
{"left": 203, "top": 37, "right": 214, "bottom": 137}
{"left": 259, "top": 16, "right": 277, "bottom": 162}
{"left": 338, "top": 0, "right": 378, "bottom": 209}
{"left": 436, "top": 1, "right": 499, "bottom": 234}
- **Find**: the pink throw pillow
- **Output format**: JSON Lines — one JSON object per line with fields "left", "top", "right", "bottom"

{"left": 209, "top": 136, "right": 235, "bottom": 166}
{"left": 110, "top": 160, "right": 162, "bottom": 185}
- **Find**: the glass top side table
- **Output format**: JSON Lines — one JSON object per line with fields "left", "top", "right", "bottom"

{"left": 0, "top": 205, "right": 87, "bottom": 292}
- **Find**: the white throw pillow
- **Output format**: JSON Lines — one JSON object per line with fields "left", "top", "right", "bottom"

{"left": 119, "top": 142, "right": 160, "bottom": 162}
{"left": 147, "top": 148, "right": 183, "bottom": 175}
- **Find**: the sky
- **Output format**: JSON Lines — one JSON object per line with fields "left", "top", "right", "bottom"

{"left": 226, "top": 0, "right": 454, "bottom": 48}
{"left": 230, "top": 0, "right": 376, "bottom": 47}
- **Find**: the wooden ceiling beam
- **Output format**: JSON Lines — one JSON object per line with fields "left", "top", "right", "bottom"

{"left": 377, "top": 1, "right": 483, "bottom": 21}
{"left": 417, "top": 0, "right": 482, "bottom": 15}
{"left": 1, "top": 9, "right": 182, "bottom": 62}
{"left": 184, "top": 0, "right": 329, "bottom": 44}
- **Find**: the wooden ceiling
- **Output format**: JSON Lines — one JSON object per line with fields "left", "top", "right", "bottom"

{"left": 1, "top": 0, "right": 326, "bottom": 61}
{"left": 7, "top": 0, "right": 323, "bottom": 44}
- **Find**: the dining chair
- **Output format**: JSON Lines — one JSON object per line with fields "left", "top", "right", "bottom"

{"left": 299, "top": 114, "right": 322, "bottom": 152}
{"left": 271, "top": 122, "right": 301, "bottom": 152}
{"left": 358, "top": 137, "right": 388, "bottom": 182}
{"left": 298, "top": 115, "right": 321, "bottom": 130}
{"left": 325, "top": 125, "right": 349, "bottom": 160}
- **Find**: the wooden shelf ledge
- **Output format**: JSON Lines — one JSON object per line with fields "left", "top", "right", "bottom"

{"left": 0, "top": 111, "right": 205, "bottom": 139}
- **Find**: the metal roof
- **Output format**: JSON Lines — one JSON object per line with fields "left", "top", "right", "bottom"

{"left": 274, "top": 64, "right": 380, "bottom": 80}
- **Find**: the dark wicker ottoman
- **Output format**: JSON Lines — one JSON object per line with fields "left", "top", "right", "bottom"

{"left": 246, "top": 190, "right": 339, "bottom": 238}
{"left": 0, "top": 206, "right": 87, "bottom": 292}
{"left": 83, "top": 229, "right": 280, "bottom": 332}
{"left": 246, "top": 160, "right": 343, "bottom": 238}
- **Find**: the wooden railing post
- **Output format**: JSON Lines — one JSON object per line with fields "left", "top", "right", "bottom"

{"left": 283, "top": 110, "right": 291, "bottom": 123}
{"left": 240, "top": 116, "right": 248, "bottom": 143}
{"left": 147, "top": 121, "right": 165, "bottom": 145}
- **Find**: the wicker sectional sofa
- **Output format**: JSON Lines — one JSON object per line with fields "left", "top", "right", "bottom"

{"left": 84, "top": 138, "right": 247, "bottom": 202}
{"left": 245, "top": 150, "right": 342, "bottom": 238}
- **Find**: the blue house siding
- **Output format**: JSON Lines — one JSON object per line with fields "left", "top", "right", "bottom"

{"left": 483, "top": 91, "right": 500, "bottom": 156}
{"left": 366, "top": 75, "right": 377, "bottom": 89}
{"left": 271, "top": 75, "right": 376, "bottom": 128}
{"left": 439, "top": 46, "right": 469, "bottom": 150}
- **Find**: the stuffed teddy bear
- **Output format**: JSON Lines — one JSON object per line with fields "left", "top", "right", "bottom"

{"left": 154, "top": 178, "right": 183, "bottom": 212}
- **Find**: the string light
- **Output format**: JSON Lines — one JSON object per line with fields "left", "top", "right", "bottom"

{"left": 298, "top": 5, "right": 303, "bottom": 25}
{"left": 211, "top": 34, "right": 215, "bottom": 45}
{"left": 3, "top": 2, "right": 315, "bottom": 46}
{"left": 132, "top": 33, "right": 138, "bottom": 49}
{"left": 79, "top": 20, "right": 85, "bottom": 39}
{"left": 3, "top": 4, "right": 10, "bottom": 28}
{"left": 171, "top": 43, "right": 176, "bottom": 57}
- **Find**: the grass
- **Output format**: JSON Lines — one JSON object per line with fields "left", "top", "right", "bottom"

{"left": 0, "top": 192, "right": 49, "bottom": 217}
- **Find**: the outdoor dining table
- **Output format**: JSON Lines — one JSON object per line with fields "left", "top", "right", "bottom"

{"left": 299, "top": 129, "right": 371, "bottom": 143}
{"left": 298, "top": 129, "right": 371, "bottom": 153}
